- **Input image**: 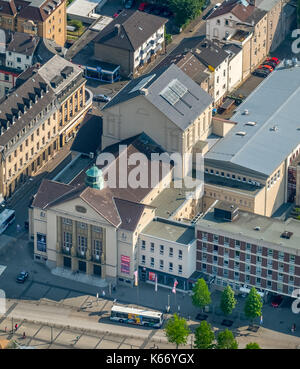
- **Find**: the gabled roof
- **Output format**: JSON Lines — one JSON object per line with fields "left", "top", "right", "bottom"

{"left": 94, "top": 9, "right": 167, "bottom": 51}
{"left": 154, "top": 51, "right": 210, "bottom": 85}
{"left": 33, "top": 132, "right": 170, "bottom": 230}
{"left": 102, "top": 63, "right": 213, "bottom": 131}
{"left": 7, "top": 32, "right": 40, "bottom": 56}
{"left": 207, "top": 0, "right": 255, "bottom": 21}
{"left": 193, "top": 39, "right": 229, "bottom": 69}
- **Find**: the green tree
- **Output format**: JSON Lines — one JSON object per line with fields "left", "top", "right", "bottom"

{"left": 220, "top": 285, "right": 237, "bottom": 316}
{"left": 192, "top": 278, "right": 211, "bottom": 311}
{"left": 245, "top": 342, "right": 261, "bottom": 349}
{"left": 168, "top": 0, "right": 204, "bottom": 26}
{"left": 244, "top": 287, "right": 263, "bottom": 323}
{"left": 216, "top": 329, "right": 238, "bottom": 349}
{"left": 165, "top": 313, "right": 190, "bottom": 349}
{"left": 194, "top": 321, "right": 215, "bottom": 349}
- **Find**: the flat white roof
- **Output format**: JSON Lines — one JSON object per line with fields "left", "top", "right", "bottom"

{"left": 67, "top": 0, "right": 104, "bottom": 17}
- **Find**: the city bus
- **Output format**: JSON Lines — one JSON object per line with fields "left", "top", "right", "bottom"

{"left": 110, "top": 305, "right": 164, "bottom": 328}
{"left": 0, "top": 209, "right": 15, "bottom": 234}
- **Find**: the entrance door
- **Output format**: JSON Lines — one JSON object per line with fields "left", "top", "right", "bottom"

{"left": 93, "top": 264, "right": 101, "bottom": 276}
{"left": 78, "top": 260, "right": 86, "bottom": 273}
{"left": 63, "top": 256, "right": 71, "bottom": 268}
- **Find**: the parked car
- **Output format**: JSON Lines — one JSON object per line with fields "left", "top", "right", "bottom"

{"left": 266, "top": 57, "right": 280, "bottom": 65}
{"left": 259, "top": 64, "right": 274, "bottom": 72}
{"left": 113, "top": 9, "right": 122, "bottom": 18}
{"left": 93, "top": 94, "right": 111, "bottom": 102}
{"left": 263, "top": 59, "right": 277, "bottom": 69}
{"left": 271, "top": 295, "right": 283, "bottom": 308}
{"left": 202, "top": 3, "right": 221, "bottom": 20}
{"left": 124, "top": 0, "right": 134, "bottom": 9}
{"left": 253, "top": 68, "right": 271, "bottom": 77}
{"left": 16, "top": 271, "right": 29, "bottom": 283}
{"left": 138, "top": 2, "right": 148, "bottom": 11}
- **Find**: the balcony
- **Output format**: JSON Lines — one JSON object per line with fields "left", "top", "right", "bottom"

{"left": 77, "top": 250, "right": 87, "bottom": 259}
{"left": 62, "top": 246, "right": 71, "bottom": 255}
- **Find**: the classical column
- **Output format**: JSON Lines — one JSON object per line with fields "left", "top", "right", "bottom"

{"left": 71, "top": 220, "right": 77, "bottom": 271}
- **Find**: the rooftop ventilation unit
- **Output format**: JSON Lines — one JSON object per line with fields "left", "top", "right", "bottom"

{"left": 246, "top": 121, "right": 256, "bottom": 126}
{"left": 236, "top": 131, "right": 246, "bottom": 136}
{"left": 281, "top": 231, "right": 293, "bottom": 239}
{"left": 254, "top": 226, "right": 261, "bottom": 231}
{"left": 243, "top": 109, "right": 249, "bottom": 115}
{"left": 270, "top": 125, "right": 278, "bottom": 131}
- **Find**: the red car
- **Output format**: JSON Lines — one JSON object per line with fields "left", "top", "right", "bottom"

{"left": 138, "top": 2, "right": 148, "bottom": 11}
{"left": 266, "top": 57, "right": 280, "bottom": 65}
{"left": 271, "top": 295, "right": 283, "bottom": 308}
{"left": 259, "top": 64, "right": 274, "bottom": 72}
{"left": 113, "top": 9, "right": 122, "bottom": 18}
{"left": 263, "top": 59, "right": 277, "bottom": 69}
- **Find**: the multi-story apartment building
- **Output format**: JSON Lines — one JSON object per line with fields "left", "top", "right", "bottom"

{"left": 101, "top": 63, "right": 213, "bottom": 176}
{"left": 0, "top": 54, "right": 91, "bottom": 199}
{"left": 139, "top": 218, "right": 196, "bottom": 291}
{"left": 203, "top": 60, "right": 300, "bottom": 217}
{"left": 196, "top": 201, "right": 300, "bottom": 298}
{"left": 193, "top": 39, "right": 230, "bottom": 106}
{"left": 94, "top": 9, "right": 167, "bottom": 78}
{"left": 205, "top": 0, "right": 268, "bottom": 79}
{"left": 0, "top": 31, "right": 40, "bottom": 99}
{"left": 0, "top": 0, "right": 66, "bottom": 47}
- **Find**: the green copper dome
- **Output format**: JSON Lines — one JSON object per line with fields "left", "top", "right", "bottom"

{"left": 85, "top": 165, "right": 103, "bottom": 190}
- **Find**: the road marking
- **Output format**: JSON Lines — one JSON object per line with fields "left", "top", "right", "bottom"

{"left": 0, "top": 265, "right": 7, "bottom": 276}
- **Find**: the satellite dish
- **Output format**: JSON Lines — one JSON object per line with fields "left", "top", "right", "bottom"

{"left": 0, "top": 29, "right": 6, "bottom": 54}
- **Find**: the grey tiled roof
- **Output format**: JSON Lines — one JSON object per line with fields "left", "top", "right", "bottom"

{"left": 102, "top": 64, "right": 213, "bottom": 131}
{"left": 94, "top": 9, "right": 167, "bottom": 51}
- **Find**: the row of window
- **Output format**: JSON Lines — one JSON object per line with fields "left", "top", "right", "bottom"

{"left": 200, "top": 253, "right": 296, "bottom": 275}
{"left": 63, "top": 233, "right": 103, "bottom": 255}
{"left": 267, "top": 169, "right": 281, "bottom": 190}
{"left": 200, "top": 236, "right": 296, "bottom": 263}
{"left": 62, "top": 218, "right": 103, "bottom": 234}
{"left": 141, "top": 240, "right": 183, "bottom": 259}
{"left": 205, "top": 167, "right": 262, "bottom": 187}
{"left": 201, "top": 264, "right": 295, "bottom": 286}
{"left": 141, "top": 255, "right": 183, "bottom": 274}
{"left": 213, "top": 276, "right": 295, "bottom": 295}
{"left": 3, "top": 103, "right": 55, "bottom": 154}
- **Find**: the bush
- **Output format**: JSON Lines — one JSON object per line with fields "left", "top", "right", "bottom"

{"left": 68, "top": 20, "right": 83, "bottom": 32}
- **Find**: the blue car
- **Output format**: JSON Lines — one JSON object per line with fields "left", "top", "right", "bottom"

{"left": 16, "top": 271, "right": 29, "bottom": 283}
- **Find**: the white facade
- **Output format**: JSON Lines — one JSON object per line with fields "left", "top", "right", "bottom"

{"left": 206, "top": 13, "right": 243, "bottom": 42}
{"left": 213, "top": 57, "right": 229, "bottom": 103}
{"left": 226, "top": 48, "right": 243, "bottom": 90}
{"left": 139, "top": 228, "right": 196, "bottom": 281}
{"left": 6, "top": 51, "right": 33, "bottom": 70}
{"left": 133, "top": 25, "right": 165, "bottom": 69}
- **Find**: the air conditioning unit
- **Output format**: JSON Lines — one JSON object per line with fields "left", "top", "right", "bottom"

{"left": 81, "top": 251, "right": 85, "bottom": 256}
{"left": 95, "top": 255, "right": 100, "bottom": 260}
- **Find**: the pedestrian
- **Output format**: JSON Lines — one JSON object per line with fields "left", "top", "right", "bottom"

{"left": 4, "top": 326, "right": 7, "bottom": 332}
{"left": 16, "top": 224, "right": 21, "bottom": 233}
{"left": 102, "top": 290, "right": 105, "bottom": 298}
{"left": 15, "top": 323, "right": 18, "bottom": 331}
{"left": 22, "top": 332, "right": 26, "bottom": 339}
{"left": 292, "top": 323, "right": 296, "bottom": 332}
